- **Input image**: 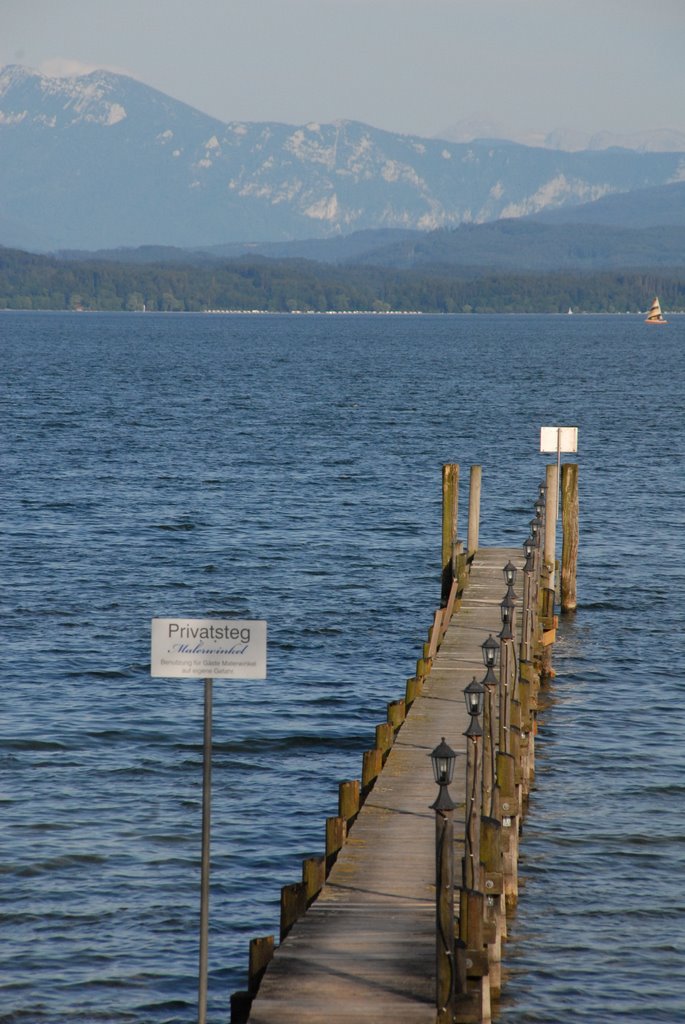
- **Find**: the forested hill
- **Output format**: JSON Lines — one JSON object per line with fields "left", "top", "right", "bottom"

{"left": 1, "top": 245, "right": 684, "bottom": 314}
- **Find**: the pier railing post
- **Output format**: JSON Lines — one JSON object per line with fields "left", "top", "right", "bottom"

{"left": 561, "top": 463, "right": 579, "bottom": 612}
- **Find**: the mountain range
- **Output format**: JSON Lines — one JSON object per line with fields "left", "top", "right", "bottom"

{"left": 436, "top": 118, "right": 685, "bottom": 154}
{"left": 2, "top": 64, "right": 685, "bottom": 254}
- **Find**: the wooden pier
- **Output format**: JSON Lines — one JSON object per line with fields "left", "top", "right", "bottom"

{"left": 231, "top": 464, "right": 578, "bottom": 1024}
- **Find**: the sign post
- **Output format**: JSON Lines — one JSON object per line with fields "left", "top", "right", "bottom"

{"left": 151, "top": 618, "right": 267, "bottom": 1024}
{"left": 539, "top": 426, "right": 578, "bottom": 520}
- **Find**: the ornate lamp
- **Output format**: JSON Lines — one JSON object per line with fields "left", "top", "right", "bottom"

{"left": 464, "top": 676, "right": 485, "bottom": 717}
{"left": 499, "top": 593, "right": 515, "bottom": 641}
{"left": 464, "top": 677, "right": 485, "bottom": 738}
{"left": 429, "top": 737, "right": 457, "bottom": 811}
{"left": 503, "top": 560, "right": 518, "bottom": 600}
{"left": 481, "top": 633, "right": 499, "bottom": 685}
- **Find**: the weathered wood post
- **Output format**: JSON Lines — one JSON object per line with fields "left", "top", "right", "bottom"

{"left": 538, "top": 466, "right": 557, "bottom": 679}
{"left": 441, "top": 463, "right": 459, "bottom": 606}
{"left": 387, "top": 698, "right": 406, "bottom": 734}
{"left": 338, "top": 779, "right": 360, "bottom": 828}
{"left": 302, "top": 855, "right": 325, "bottom": 905}
{"left": 561, "top": 462, "right": 579, "bottom": 612}
{"left": 467, "top": 464, "right": 482, "bottom": 560}
{"left": 361, "top": 748, "right": 382, "bottom": 797}
{"left": 280, "top": 881, "right": 308, "bottom": 940}
{"left": 545, "top": 464, "right": 558, "bottom": 555}
{"left": 230, "top": 934, "right": 275, "bottom": 1024}
{"left": 325, "top": 816, "right": 345, "bottom": 875}
{"left": 248, "top": 935, "right": 274, "bottom": 999}
{"left": 542, "top": 462, "right": 557, "bottom": 615}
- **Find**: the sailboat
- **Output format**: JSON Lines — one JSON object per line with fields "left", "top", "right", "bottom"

{"left": 645, "top": 296, "right": 667, "bottom": 324}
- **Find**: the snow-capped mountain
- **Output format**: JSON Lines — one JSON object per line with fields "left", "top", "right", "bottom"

{"left": 2, "top": 65, "right": 685, "bottom": 251}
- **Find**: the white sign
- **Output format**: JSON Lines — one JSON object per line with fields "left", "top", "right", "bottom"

{"left": 540, "top": 426, "right": 578, "bottom": 454}
{"left": 151, "top": 618, "right": 267, "bottom": 679}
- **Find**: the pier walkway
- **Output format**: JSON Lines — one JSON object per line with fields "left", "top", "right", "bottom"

{"left": 246, "top": 547, "right": 521, "bottom": 1024}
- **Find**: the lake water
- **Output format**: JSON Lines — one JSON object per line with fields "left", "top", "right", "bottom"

{"left": 2, "top": 311, "right": 684, "bottom": 1024}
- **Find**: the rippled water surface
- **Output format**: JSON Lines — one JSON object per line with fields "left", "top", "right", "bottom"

{"left": 2, "top": 311, "right": 684, "bottom": 1023}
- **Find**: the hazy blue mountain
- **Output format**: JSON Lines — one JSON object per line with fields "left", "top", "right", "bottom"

{"left": 530, "top": 180, "right": 685, "bottom": 228}
{"left": 350, "top": 220, "right": 685, "bottom": 271}
{"left": 3, "top": 64, "right": 685, "bottom": 251}
{"left": 436, "top": 119, "right": 685, "bottom": 153}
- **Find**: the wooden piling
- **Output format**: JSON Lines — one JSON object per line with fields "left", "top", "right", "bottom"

{"left": 280, "top": 882, "right": 308, "bottom": 941}
{"left": 561, "top": 463, "right": 579, "bottom": 612}
{"left": 441, "top": 463, "right": 459, "bottom": 605}
{"left": 387, "top": 698, "right": 406, "bottom": 733}
{"left": 405, "top": 675, "right": 422, "bottom": 708}
{"left": 544, "top": 462, "right": 558, "bottom": 574}
{"left": 467, "top": 465, "right": 482, "bottom": 559}
{"left": 375, "top": 721, "right": 394, "bottom": 759}
{"left": 231, "top": 936, "right": 276, "bottom": 1024}
{"left": 325, "top": 816, "right": 346, "bottom": 874}
{"left": 338, "top": 779, "right": 360, "bottom": 826}
{"left": 249, "top": 936, "right": 274, "bottom": 995}
{"left": 302, "top": 855, "right": 325, "bottom": 905}
{"left": 230, "top": 990, "right": 251, "bottom": 1024}
{"left": 361, "top": 748, "right": 382, "bottom": 796}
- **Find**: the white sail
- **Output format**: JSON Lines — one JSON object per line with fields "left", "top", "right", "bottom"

{"left": 645, "top": 296, "right": 667, "bottom": 324}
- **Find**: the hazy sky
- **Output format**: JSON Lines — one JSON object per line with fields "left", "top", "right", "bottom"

{"left": 3, "top": 0, "right": 684, "bottom": 139}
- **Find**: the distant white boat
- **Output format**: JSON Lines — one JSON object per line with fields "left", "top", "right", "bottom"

{"left": 645, "top": 296, "right": 667, "bottom": 324}
{"left": 567, "top": 307, "right": 573, "bottom": 315}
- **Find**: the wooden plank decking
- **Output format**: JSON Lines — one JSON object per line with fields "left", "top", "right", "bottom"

{"left": 247, "top": 547, "right": 521, "bottom": 1024}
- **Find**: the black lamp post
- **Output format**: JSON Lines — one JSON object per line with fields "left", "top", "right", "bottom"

{"left": 481, "top": 633, "right": 499, "bottom": 685}
{"left": 529, "top": 515, "right": 541, "bottom": 542}
{"left": 498, "top": 593, "right": 517, "bottom": 753}
{"left": 430, "top": 738, "right": 457, "bottom": 1022}
{"left": 503, "top": 560, "right": 518, "bottom": 601}
{"left": 463, "top": 678, "right": 484, "bottom": 898}
{"left": 464, "top": 675, "right": 485, "bottom": 720}
{"left": 430, "top": 737, "right": 457, "bottom": 808}
{"left": 521, "top": 543, "right": 535, "bottom": 662}
{"left": 499, "top": 593, "right": 515, "bottom": 642}
{"left": 480, "top": 635, "right": 499, "bottom": 818}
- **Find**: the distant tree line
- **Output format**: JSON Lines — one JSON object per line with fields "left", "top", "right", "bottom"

{"left": 1, "top": 246, "right": 684, "bottom": 314}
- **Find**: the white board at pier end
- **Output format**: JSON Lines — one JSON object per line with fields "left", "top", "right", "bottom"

{"left": 151, "top": 618, "right": 267, "bottom": 679}
{"left": 540, "top": 426, "right": 578, "bottom": 454}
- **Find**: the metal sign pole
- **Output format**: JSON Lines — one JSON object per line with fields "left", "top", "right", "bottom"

{"left": 198, "top": 677, "right": 213, "bottom": 1024}
{"left": 150, "top": 618, "right": 267, "bottom": 1024}
{"left": 539, "top": 427, "right": 578, "bottom": 524}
